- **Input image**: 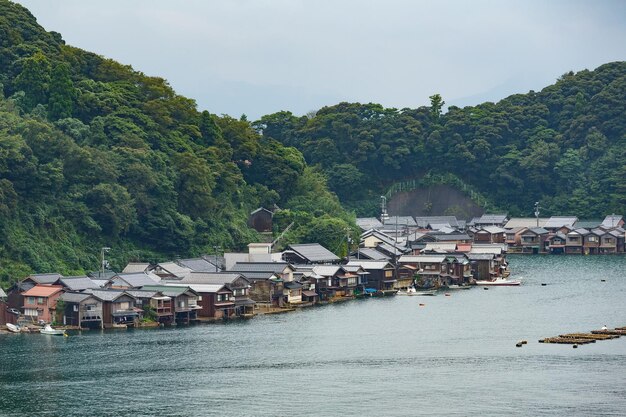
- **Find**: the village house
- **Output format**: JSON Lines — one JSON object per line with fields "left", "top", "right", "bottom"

{"left": 504, "top": 227, "right": 528, "bottom": 249}
{"left": 544, "top": 216, "right": 578, "bottom": 233}
{"left": 546, "top": 232, "right": 567, "bottom": 254}
{"left": 58, "top": 292, "right": 104, "bottom": 329}
{"left": 228, "top": 262, "right": 293, "bottom": 307}
{"left": 247, "top": 207, "right": 274, "bottom": 232}
{"left": 467, "top": 254, "right": 497, "bottom": 281}
{"left": 473, "top": 214, "right": 509, "bottom": 228}
{"left": 519, "top": 227, "right": 549, "bottom": 254}
{"left": 397, "top": 255, "right": 445, "bottom": 288}
{"left": 565, "top": 228, "right": 587, "bottom": 254}
{"left": 55, "top": 276, "right": 100, "bottom": 292}
{"left": 85, "top": 290, "right": 139, "bottom": 328}
{"left": 601, "top": 214, "right": 624, "bottom": 229}
{"left": 21, "top": 285, "right": 64, "bottom": 324}
{"left": 441, "top": 255, "right": 473, "bottom": 285}
{"left": 473, "top": 226, "right": 506, "bottom": 244}
{"left": 171, "top": 272, "right": 255, "bottom": 317}
{"left": 176, "top": 257, "right": 220, "bottom": 273}
{"left": 345, "top": 260, "right": 397, "bottom": 292}
{"left": 142, "top": 285, "right": 201, "bottom": 324}
{"left": 283, "top": 281, "right": 303, "bottom": 304}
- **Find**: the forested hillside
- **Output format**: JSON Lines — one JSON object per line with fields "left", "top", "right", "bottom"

{"left": 0, "top": 1, "right": 356, "bottom": 286}
{"left": 256, "top": 63, "right": 626, "bottom": 217}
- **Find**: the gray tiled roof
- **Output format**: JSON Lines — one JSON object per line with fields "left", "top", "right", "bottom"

{"left": 87, "top": 289, "right": 132, "bottom": 302}
{"left": 353, "top": 248, "right": 390, "bottom": 260}
{"left": 356, "top": 217, "right": 384, "bottom": 230}
{"left": 602, "top": 215, "right": 623, "bottom": 228}
{"left": 177, "top": 272, "right": 245, "bottom": 285}
{"left": 141, "top": 285, "right": 197, "bottom": 297}
{"left": 414, "top": 216, "right": 459, "bottom": 228}
{"left": 176, "top": 258, "right": 220, "bottom": 272}
{"left": 112, "top": 272, "right": 160, "bottom": 288}
{"left": 287, "top": 244, "right": 340, "bottom": 262}
{"left": 476, "top": 214, "right": 508, "bottom": 224}
{"left": 59, "top": 292, "right": 93, "bottom": 303}
{"left": 382, "top": 216, "right": 417, "bottom": 227}
{"left": 544, "top": 216, "right": 577, "bottom": 228}
{"left": 27, "top": 273, "right": 63, "bottom": 284}
{"left": 59, "top": 276, "right": 99, "bottom": 291}
{"left": 122, "top": 263, "right": 150, "bottom": 273}
{"left": 229, "top": 262, "right": 292, "bottom": 273}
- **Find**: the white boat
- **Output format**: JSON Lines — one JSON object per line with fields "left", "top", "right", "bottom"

{"left": 397, "top": 287, "right": 418, "bottom": 296}
{"left": 6, "top": 323, "right": 20, "bottom": 333}
{"left": 414, "top": 289, "right": 438, "bottom": 296}
{"left": 39, "top": 324, "right": 66, "bottom": 336}
{"left": 475, "top": 278, "right": 521, "bottom": 286}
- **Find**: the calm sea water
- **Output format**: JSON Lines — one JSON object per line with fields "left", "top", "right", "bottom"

{"left": 2, "top": 255, "right": 626, "bottom": 416}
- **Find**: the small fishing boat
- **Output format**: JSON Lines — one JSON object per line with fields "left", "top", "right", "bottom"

{"left": 6, "top": 323, "right": 20, "bottom": 333}
{"left": 414, "top": 289, "right": 437, "bottom": 296}
{"left": 475, "top": 278, "right": 521, "bottom": 286}
{"left": 39, "top": 324, "right": 66, "bottom": 336}
{"left": 397, "top": 287, "right": 418, "bottom": 296}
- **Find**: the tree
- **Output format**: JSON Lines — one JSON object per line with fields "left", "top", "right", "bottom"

{"left": 48, "top": 63, "right": 76, "bottom": 120}
{"left": 14, "top": 51, "right": 50, "bottom": 111}
{"left": 429, "top": 93, "right": 445, "bottom": 121}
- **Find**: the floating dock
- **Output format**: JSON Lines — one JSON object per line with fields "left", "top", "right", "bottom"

{"left": 539, "top": 326, "right": 626, "bottom": 346}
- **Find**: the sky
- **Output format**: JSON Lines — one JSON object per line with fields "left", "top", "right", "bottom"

{"left": 17, "top": 0, "right": 626, "bottom": 120}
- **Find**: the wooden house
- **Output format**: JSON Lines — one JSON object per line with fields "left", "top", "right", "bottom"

{"left": 88, "top": 290, "right": 139, "bottom": 327}
{"left": 504, "top": 227, "right": 528, "bottom": 249}
{"left": 544, "top": 216, "right": 578, "bottom": 233}
{"left": 58, "top": 292, "right": 104, "bottom": 329}
{"left": 397, "top": 255, "right": 445, "bottom": 288}
{"left": 441, "top": 255, "right": 472, "bottom": 285}
{"left": 565, "top": 228, "right": 588, "bottom": 254}
{"left": 143, "top": 285, "right": 201, "bottom": 324}
{"left": 473, "top": 226, "right": 506, "bottom": 244}
{"left": 467, "top": 254, "right": 496, "bottom": 280}
{"left": 474, "top": 214, "right": 509, "bottom": 228}
{"left": 172, "top": 272, "right": 255, "bottom": 316}
{"left": 583, "top": 229, "right": 605, "bottom": 254}
{"left": 21, "top": 285, "right": 64, "bottom": 323}
{"left": 283, "top": 281, "right": 303, "bottom": 304}
{"left": 546, "top": 232, "right": 567, "bottom": 254}
{"left": 248, "top": 207, "right": 274, "bottom": 232}
{"left": 520, "top": 227, "right": 549, "bottom": 254}
{"left": 229, "top": 262, "right": 293, "bottom": 307}
{"left": 345, "top": 260, "right": 396, "bottom": 292}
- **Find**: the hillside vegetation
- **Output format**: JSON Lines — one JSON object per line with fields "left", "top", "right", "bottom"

{"left": 256, "top": 63, "right": 626, "bottom": 217}
{"left": 0, "top": 1, "right": 356, "bottom": 287}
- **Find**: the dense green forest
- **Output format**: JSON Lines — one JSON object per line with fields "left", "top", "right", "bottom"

{"left": 256, "top": 63, "right": 626, "bottom": 218}
{"left": 0, "top": 1, "right": 357, "bottom": 287}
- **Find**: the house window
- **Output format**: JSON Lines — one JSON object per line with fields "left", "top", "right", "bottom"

{"left": 385, "top": 270, "right": 393, "bottom": 277}
{"left": 588, "top": 236, "right": 598, "bottom": 242}
{"left": 328, "top": 279, "right": 332, "bottom": 286}
{"left": 605, "top": 238, "right": 614, "bottom": 244}
{"left": 27, "top": 297, "right": 35, "bottom": 305}
{"left": 37, "top": 297, "right": 45, "bottom": 305}
{"left": 118, "top": 302, "right": 130, "bottom": 310}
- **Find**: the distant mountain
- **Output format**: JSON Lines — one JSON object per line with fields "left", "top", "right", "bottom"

{"left": 257, "top": 63, "right": 626, "bottom": 218}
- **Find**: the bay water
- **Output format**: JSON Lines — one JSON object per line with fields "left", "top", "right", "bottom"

{"left": 1, "top": 255, "right": 626, "bottom": 416}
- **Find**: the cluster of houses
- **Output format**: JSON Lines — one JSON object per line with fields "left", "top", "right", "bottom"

{"left": 355, "top": 213, "right": 626, "bottom": 255}
{"left": 2, "top": 212, "right": 620, "bottom": 331}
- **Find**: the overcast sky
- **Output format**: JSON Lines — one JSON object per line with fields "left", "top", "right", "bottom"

{"left": 17, "top": 0, "right": 626, "bottom": 120}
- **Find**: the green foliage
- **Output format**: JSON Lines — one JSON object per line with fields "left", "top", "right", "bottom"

{"left": 261, "top": 63, "right": 626, "bottom": 218}
{"left": 0, "top": 1, "right": 354, "bottom": 286}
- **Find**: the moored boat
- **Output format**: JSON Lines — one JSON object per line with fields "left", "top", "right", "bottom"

{"left": 39, "top": 324, "right": 66, "bottom": 336}
{"left": 6, "top": 323, "right": 20, "bottom": 333}
{"left": 475, "top": 278, "right": 521, "bottom": 286}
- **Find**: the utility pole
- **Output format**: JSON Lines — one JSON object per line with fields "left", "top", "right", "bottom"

{"left": 346, "top": 227, "right": 352, "bottom": 263}
{"left": 380, "top": 195, "right": 389, "bottom": 223}
{"left": 101, "top": 247, "right": 111, "bottom": 279}
{"left": 534, "top": 202, "right": 540, "bottom": 227}
{"left": 213, "top": 245, "right": 221, "bottom": 272}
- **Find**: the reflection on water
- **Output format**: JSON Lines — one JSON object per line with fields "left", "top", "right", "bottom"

{"left": 1, "top": 255, "right": 626, "bottom": 416}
